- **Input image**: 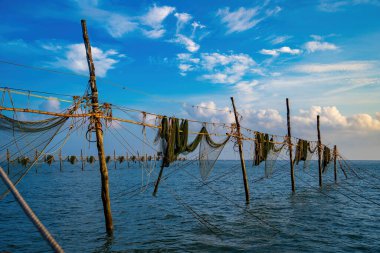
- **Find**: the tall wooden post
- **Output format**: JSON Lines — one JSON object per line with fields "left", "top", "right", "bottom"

{"left": 6, "top": 149, "right": 10, "bottom": 175}
{"left": 286, "top": 98, "right": 296, "bottom": 193}
{"left": 81, "top": 149, "right": 84, "bottom": 171}
{"left": 334, "top": 145, "right": 337, "bottom": 183}
{"left": 231, "top": 97, "right": 250, "bottom": 204}
{"left": 81, "top": 20, "right": 113, "bottom": 234}
{"left": 317, "top": 115, "right": 322, "bottom": 188}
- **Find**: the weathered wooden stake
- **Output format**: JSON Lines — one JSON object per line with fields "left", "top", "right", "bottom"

{"left": 317, "top": 115, "right": 322, "bottom": 187}
{"left": 114, "top": 149, "right": 116, "bottom": 169}
{"left": 334, "top": 145, "right": 337, "bottom": 183}
{"left": 35, "top": 150, "right": 38, "bottom": 174}
{"left": 81, "top": 149, "right": 84, "bottom": 171}
{"left": 153, "top": 163, "right": 165, "bottom": 196}
{"left": 6, "top": 149, "right": 10, "bottom": 175}
{"left": 231, "top": 97, "right": 250, "bottom": 204}
{"left": 59, "top": 149, "right": 62, "bottom": 172}
{"left": 286, "top": 98, "right": 296, "bottom": 193}
{"left": 81, "top": 20, "right": 113, "bottom": 234}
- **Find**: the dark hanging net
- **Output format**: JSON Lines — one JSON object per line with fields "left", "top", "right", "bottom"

{"left": 0, "top": 113, "right": 69, "bottom": 199}
{"left": 154, "top": 117, "right": 230, "bottom": 181}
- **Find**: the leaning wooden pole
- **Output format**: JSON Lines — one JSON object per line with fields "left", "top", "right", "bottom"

{"left": 286, "top": 98, "right": 296, "bottom": 193}
{"left": 6, "top": 149, "right": 10, "bottom": 175}
{"left": 317, "top": 115, "right": 322, "bottom": 188}
{"left": 81, "top": 20, "right": 113, "bottom": 234}
{"left": 59, "top": 149, "right": 62, "bottom": 172}
{"left": 231, "top": 97, "right": 250, "bottom": 204}
{"left": 333, "top": 145, "right": 337, "bottom": 183}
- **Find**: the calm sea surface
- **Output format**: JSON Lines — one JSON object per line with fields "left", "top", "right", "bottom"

{"left": 0, "top": 160, "right": 379, "bottom": 252}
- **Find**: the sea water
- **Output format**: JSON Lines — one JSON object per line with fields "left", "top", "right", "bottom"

{"left": 0, "top": 160, "right": 379, "bottom": 252}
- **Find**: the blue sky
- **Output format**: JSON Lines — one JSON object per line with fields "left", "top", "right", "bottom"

{"left": 0, "top": 0, "right": 379, "bottom": 159}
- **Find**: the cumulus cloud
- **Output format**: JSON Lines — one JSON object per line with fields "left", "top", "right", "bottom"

{"left": 234, "top": 80, "right": 259, "bottom": 103}
{"left": 293, "top": 106, "right": 380, "bottom": 131}
{"left": 185, "top": 101, "right": 235, "bottom": 124}
{"left": 170, "top": 34, "right": 200, "bottom": 52}
{"left": 260, "top": 46, "right": 302, "bottom": 56}
{"left": 191, "top": 21, "right": 206, "bottom": 38}
{"left": 217, "top": 5, "right": 281, "bottom": 34}
{"left": 304, "top": 40, "right": 338, "bottom": 53}
{"left": 292, "top": 61, "right": 375, "bottom": 73}
{"left": 51, "top": 43, "right": 122, "bottom": 77}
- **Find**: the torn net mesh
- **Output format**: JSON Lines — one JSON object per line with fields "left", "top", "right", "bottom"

{"left": 264, "top": 138, "right": 285, "bottom": 178}
{"left": 0, "top": 114, "right": 68, "bottom": 199}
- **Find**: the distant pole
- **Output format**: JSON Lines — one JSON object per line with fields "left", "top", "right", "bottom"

{"left": 317, "top": 115, "right": 322, "bottom": 187}
{"left": 286, "top": 98, "right": 296, "bottom": 193}
{"left": 231, "top": 97, "right": 250, "bottom": 204}
{"left": 81, "top": 19, "right": 113, "bottom": 234}
{"left": 126, "top": 152, "right": 129, "bottom": 168}
{"left": 114, "top": 149, "right": 116, "bottom": 169}
{"left": 334, "top": 145, "right": 337, "bottom": 183}
{"left": 59, "top": 149, "right": 62, "bottom": 172}
{"left": 35, "top": 150, "right": 38, "bottom": 174}
{"left": 81, "top": 149, "right": 84, "bottom": 171}
{"left": 6, "top": 149, "right": 10, "bottom": 175}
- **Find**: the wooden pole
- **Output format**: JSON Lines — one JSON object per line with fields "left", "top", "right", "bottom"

{"left": 59, "top": 149, "right": 62, "bottom": 172}
{"left": 81, "top": 149, "right": 84, "bottom": 171}
{"left": 114, "top": 149, "right": 116, "bottom": 169}
{"left": 334, "top": 145, "right": 337, "bottom": 183}
{"left": 81, "top": 20, "right": 113, "bottom": 234}
{"left": 317, "top": 115, "right": 322, "bottom": 188}
{"left": 6, "top": 149, "right": 10, "bottom": 175}
{"left": 126, "top": 152, "right": 129, "bottom": 168}
{"left": 153, "top": 163, "right": 165, "bottom": 196}
{"left": 231, "top": 97, "right": 250, "bottom": 204}
{"left": 286, "top": 98, "right": 296, "bottom": 193}
{"left": 35, "top": 150, "right": 38, "bottom": 174}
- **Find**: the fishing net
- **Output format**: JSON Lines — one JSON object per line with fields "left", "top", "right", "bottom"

{"left": 301, "top": 142, "right": 318, "bottom": 171}
{"left": 0, "top": 113, "right": 69, "bottom": 199}
{"left": 322, "top": 145, "right": 332, "bottom": 173}
{"left": 264, "top": 137, "right": 286, "bottom": 178}
{"left": 154, "top": 117, "right": 230, "bottom": 181}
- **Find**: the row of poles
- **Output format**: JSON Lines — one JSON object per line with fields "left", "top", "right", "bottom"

{"left": 6, "top": 20, "right": 338, "bottom": 236}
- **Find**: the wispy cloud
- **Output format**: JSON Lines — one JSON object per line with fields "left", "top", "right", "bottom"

{"left": 318, "top": 0, "right": 380, "bottom": 12}
{"left": 140, "top": 4, "right": 175, "bottom": 38}
{"left": 170, "top": 34, "right": 200, "bottom": 53}
{"left": 217, "top": 5, "right": 281, "bottom": 34}
{"left": 174, "top": 12, "right": 192, "bottom": 34}
{"left": 48, "top": 43, "right": 123, "bottom": 77}
{"left": 260, "top": 46, "right": 302, "bottom": 56}
{"left": 304, "top": 40, "right": 338, "bottom": 53}
{"left": 270, "top": 35, "right": 292, "bottom": 45}
{"left": 292, "top": 61, "right": 375, "bottom": 73}
{"left": 177, "top": 52, "right": 258, "bottom": 84}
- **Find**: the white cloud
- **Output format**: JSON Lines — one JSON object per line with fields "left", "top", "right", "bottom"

{"left": 174, "top": 12, "right": 192, "bottom": 33}
{"left": 217, "top": 7, "right": 261, "bottom": 33}
{"left": 293, "top": 106, "right": 380, "bottom": 131}
{"left": 293, "top": 61, "right": 375, "bottom": 73}
{"left": 40, "top": 42, "right": 62, "bottom": 51}
{"left": 171, "top": 34, "right": 200, "bottom": 52}
{"left": 318, "top": 0, "right": 380, "bottom": 12}
{"left": 260, "top": 46, "right": 302, "bottom": 56}
{"left": 217, "top": 5, "right": 281, "bottom": 34}
{"left": 52, "top": 43, "right": 121, "bottom": 77}
{"left": 38, "top": 98, "right": 61, "bottom": 112}
{"left": 140, "top": 4, "right": 175, "bottom": 38}
{"left": 191, "top": 21, "right": 206, "bottom": 38}
{"left": 304, "top": 40, "right": 338, "bottom": 53}
{"left": 177, "top": 52, "right": 258, "bottom": 84}
{"left": 270, "top": 35, "right": 292, "bottom": 45}
{"left": 105, "top": 14, "right": 138, "bottom": 38}
{"left": 234, "top": 80, "right": 259, "bottom": 103}
{"left": 184, "top": 101, "right": 235, "bottom": 124}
